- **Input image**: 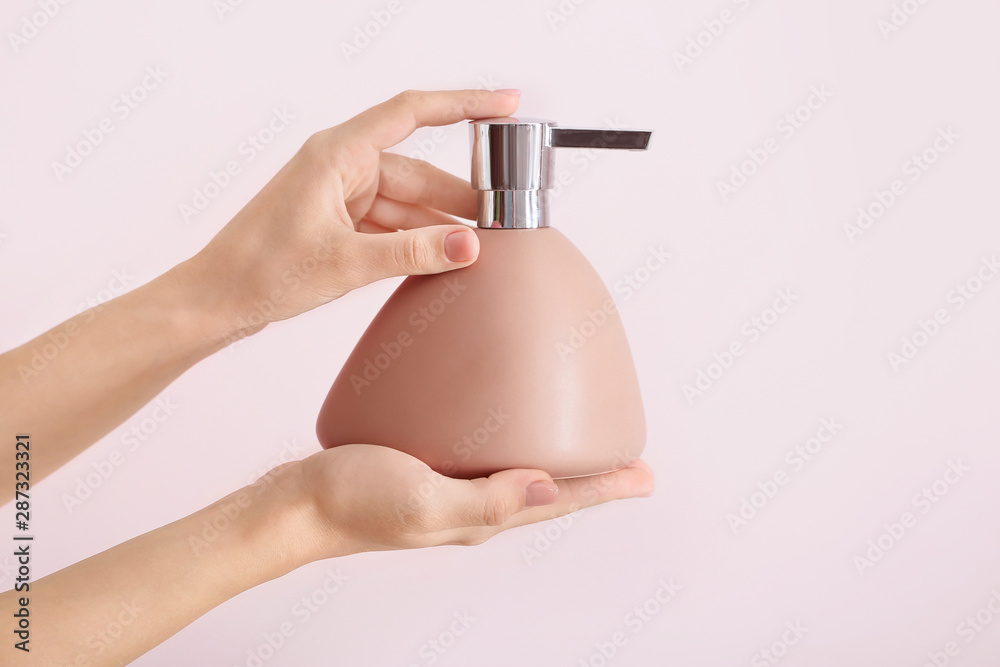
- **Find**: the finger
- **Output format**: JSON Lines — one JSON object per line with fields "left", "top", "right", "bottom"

{"left": 367, "top": 195, "right": 465, "bottom": 231}
{"left": 427, "top": 461, "right": 653, "bottom": 546}
{"left": 342, "top": 89, "right": 521, "bottom": 152}
{"left": 432, "top": 469, "right": 560, "bottom": 531}
{"left": 345, "top": 224, "right": 480, "bottom": 286}
{"left": 497, "top": 460, "right": 655, "bottom": 530}
{"left": 379, "top": 153, "right": 478, "bottom": 220}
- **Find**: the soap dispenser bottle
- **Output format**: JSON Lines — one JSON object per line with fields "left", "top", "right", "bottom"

{"left": 317, "top": 117, "right": 651, "bottom": 478}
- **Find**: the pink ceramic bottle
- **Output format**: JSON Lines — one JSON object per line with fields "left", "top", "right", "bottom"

{"left": 317, "top": 118, "right": 651, "bottom": 478}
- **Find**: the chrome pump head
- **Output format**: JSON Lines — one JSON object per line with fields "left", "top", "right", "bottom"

{"left": 469, "top": 117, "right": 652, "bottom": 230}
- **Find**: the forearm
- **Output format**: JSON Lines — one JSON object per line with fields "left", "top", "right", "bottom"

{"left": 0, "top": 468, "right": 319, "bottom": 665}
{"left": 0, "top": 256, "right": 245, "bottom": 500}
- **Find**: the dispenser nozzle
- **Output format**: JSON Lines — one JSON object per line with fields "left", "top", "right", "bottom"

{"left": 548, "top": 127, "right": 652, "bottom": 151}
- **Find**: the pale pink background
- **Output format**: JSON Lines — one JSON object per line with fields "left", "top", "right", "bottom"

{"left": 3, "top": 0, "right": 1000, "bottom": 665}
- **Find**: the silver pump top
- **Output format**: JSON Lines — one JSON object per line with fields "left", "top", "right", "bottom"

{"left": 469, "top": 117, "right": 651, "bottom": 230}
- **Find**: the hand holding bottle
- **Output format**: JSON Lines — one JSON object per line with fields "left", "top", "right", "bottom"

{"left": 288, "top": 444, "right": 654, "bottom": 557}
{"left": 0, "top": 89, "right": 654, "bottom": 667}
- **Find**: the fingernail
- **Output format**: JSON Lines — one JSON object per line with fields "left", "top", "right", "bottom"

{"left": 494, "top": 88, "right": 521, "bottom": 96}
{"left": 444, "top": 230, "right": 478, "bottom": 263}
{"left": 525, "top": 481, "right": 558, "bottom": 507}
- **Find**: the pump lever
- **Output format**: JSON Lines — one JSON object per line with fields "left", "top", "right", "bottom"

{"left": 548, "top": 127, "right": 652, "bottom": 151}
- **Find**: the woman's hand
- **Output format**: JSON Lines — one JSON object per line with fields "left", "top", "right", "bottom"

{"left": 0, "top": 89, "right": 520, "bottom": 487}
{"left": 7, "top": 444, "right": 652, "bottom": 666}
{"left": 280, "top": 445, "right": 655, "bottom": 559}
{"left": 185, "top": 88, "right": 521, "bottom": 341}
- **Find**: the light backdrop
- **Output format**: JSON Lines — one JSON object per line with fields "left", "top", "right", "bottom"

{"left": 2, "top": 0, "right": 1000, "bottom": 665}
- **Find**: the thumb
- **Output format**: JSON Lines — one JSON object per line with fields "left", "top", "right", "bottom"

{"left": 446, "top": 469, "right": 559, "bottom": 529}
{"left": 350, "top": 225, "right": 479, "bottom": 286}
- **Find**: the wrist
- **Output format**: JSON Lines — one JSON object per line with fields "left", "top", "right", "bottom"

{"left": 186, "top": 464, "right": 323, "bottom": 596}
{"left": 165, "top": 250, "right": 269, "bottom": 353}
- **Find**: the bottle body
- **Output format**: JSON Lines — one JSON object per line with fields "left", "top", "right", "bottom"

{"left": 316, "top": 228, "right": 646, "bottom": 479}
